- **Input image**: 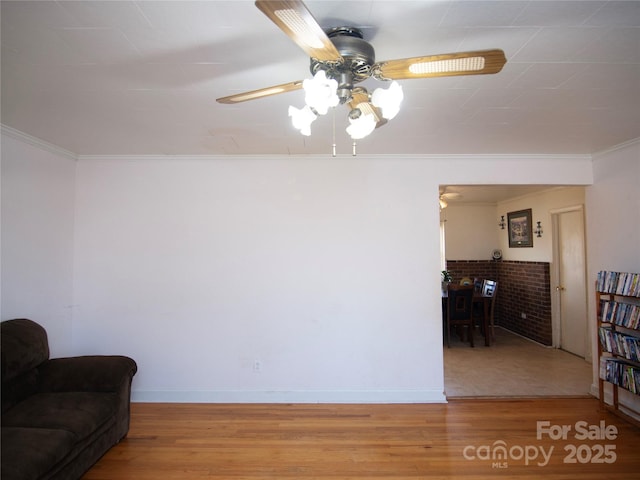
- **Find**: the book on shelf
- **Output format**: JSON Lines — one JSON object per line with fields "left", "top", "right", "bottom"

{"left": 599, "top": 300, "right": 640, "bottom": 329}
{"left": 599, "top": 326, "right": 640, "bottom": 362}
{"left": 600, "top": 357, "right": 640, "bottom": 394}
{"left": 597, "top": 271, "right": 640, "bottom": 420}
{"left": 597, "top": 271, "right": 640, "bottom": 297}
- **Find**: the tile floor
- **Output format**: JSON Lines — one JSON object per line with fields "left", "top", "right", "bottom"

{"left": 444, "top": 326, "right": 594, "bottom": 398}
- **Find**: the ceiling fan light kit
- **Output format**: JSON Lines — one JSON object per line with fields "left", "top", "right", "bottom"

{"left": 288, "top": 104, "right": 317, "bottom": 136}
{"left": 290, "top": 26, "right": 404, "bottom": 140}
{"left": 303, "top": 70, "right": 339, "bottom": 115}
{"left": 371, "top": 81, "right": 404, "bottom": 120}
{"left": 346, "top": 109, "right": 377, "bottom": 140}
{"left": 217, "top": 0, "right": 507, "bottom": 151}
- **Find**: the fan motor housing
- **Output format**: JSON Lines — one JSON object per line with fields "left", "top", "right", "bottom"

{"left": 310, "top": 27, "right": 375, "bottom": 84}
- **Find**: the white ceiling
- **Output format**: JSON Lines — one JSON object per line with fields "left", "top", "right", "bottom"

{"left": 1, "top": 0, "right": 639, "bottom": 157}
{"left": 440, "top": 184, "right": 561, "bottom": 205}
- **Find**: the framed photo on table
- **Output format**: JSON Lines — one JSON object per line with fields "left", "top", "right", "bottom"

{"left": 507, "top": 208, "right": 533, "bottom": 248}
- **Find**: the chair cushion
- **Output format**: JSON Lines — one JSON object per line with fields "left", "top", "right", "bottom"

{"left": 1, "top": 392, "right": 117, "bottom": 441}
{"left": 1, "top": 427, "right": 76, "bottom": 480}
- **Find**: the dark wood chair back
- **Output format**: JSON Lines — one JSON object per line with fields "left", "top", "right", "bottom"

{"left": 446, "top": 284, "right": 475, "bottom": 347}
{"left": 481, "top": 280, "right": 499, "bottom": 341}
{"left": 483, "top": 279, "right": 497, "bottom": 297}
{"left": 473, "top": 277, "right": 483, "bottom": 294}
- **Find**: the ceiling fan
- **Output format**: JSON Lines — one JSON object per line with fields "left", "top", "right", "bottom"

{"left": 217, "top": 0, "right": 507, "bottom": 139}
{"left": 439, "top": 188, "right": 462, "bottom": 209}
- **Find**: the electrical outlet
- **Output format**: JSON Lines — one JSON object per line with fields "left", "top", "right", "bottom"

{"left": 253, "top": 360, "right": 262, "bottom": 373}
{"left": 521, "top": 312, "right": 527, "bottom": 319}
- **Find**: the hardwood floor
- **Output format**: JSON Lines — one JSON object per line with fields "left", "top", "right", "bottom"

{"left": 84, "top": 399, "right": 640, "bottom": 479}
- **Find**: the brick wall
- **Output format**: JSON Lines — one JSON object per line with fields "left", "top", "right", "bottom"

{"left": 445, "top": 260, "right": 552, "bottom": 345}
{"left": 445, "top": 260, "right": 498, "bottom": 286}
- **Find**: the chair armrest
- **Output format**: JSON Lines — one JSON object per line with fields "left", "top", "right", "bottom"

{"left": 38, "top": 355, "right": 137, "bottom": 393}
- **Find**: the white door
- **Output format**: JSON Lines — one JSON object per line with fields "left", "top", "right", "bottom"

{"left": 554, "top": 208, "right": 588, "bottom": 358}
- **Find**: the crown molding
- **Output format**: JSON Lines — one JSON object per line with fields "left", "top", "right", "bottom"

{"left": 593, "top": 137, "right": 640, "bottom": 158}
{"left": 3, "top": 121, "right": 634, "bottom": 162}
{"left": 1, "top": 124, "right": 77, "bottom": 161}
{"left": 76, "top": 153, "right": 593, "bottom": 163}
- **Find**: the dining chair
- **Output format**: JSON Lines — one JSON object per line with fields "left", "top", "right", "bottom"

{"left": 445, "top": 284, "right": 475, "bottom": 348}
{"left": 483, "top": 279, "right": 497, "bottom": 297}
{"left": 473, "top": 277, "right": 483, "bottom": 294}
{"left": 481, "top": 280, "right": 499, "bottom": 341}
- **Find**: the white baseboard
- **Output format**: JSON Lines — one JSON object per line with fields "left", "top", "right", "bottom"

{"left": 131, "top": 389, "right": 447, "bottom": 404}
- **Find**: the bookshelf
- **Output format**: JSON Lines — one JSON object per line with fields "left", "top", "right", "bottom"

{"left": 596, "top": 271, "right": 640, "bottom": 426}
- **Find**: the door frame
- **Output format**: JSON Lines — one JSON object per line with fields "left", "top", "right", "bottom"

{"left": 550, "top": 204, "right": 590, "bottom": 361}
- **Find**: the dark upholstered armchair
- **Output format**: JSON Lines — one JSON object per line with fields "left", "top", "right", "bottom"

{"left": 1, "top": 318, "right": 137, "bottom": 480}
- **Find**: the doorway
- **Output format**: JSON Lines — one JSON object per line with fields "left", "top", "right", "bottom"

{"left": 551, "top": 205, "right": 589, "bottom": 359}
{"left": 440, "top": 186, "right": 591, "bottom": 397}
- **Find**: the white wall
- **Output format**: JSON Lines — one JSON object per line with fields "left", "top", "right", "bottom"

{"left": 72, "top": 156, "right": 445, "bottom": 402}
{"left": 444, "top": 187, "right": 586, "bottom": 262}
{"left": 497, "top": 187, "right": 585, "bottom": 262}
{"left": 443, "top": 204, "right": 498, "bottom": 260}
{"left": 4, "top": 132, "right": 638, "bottom": 407}
{"left": 1, "top": 129, "right": 77, "bottom": 356}
{"left": 585, "top": 140, "right": 640, "bottom": 413}
{"left": 72, "top": 154, "right": 592, "bottom": 402}
{"left": 1, "top": 128, "right": 596, "bottom": 403}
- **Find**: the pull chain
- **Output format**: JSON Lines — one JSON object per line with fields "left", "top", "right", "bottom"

{"left": 332, "top": 107, "right": 337, "bottom": 157}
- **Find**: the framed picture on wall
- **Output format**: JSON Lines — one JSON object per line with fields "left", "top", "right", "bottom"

{"left": 507, "top": 208, "right": 533, "bottom": 248}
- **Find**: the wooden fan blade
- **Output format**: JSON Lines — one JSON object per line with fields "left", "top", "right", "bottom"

{"left": 348, "top": 89, "right": 387, "bottom": 129}
{"left": 374, "top": 49, "right": 506, "bottom": 80}
{"left": 255, "top": 0, "right": 342, "bottom": 62}
{"left": 348, "top": 89, "right": 370, "bottom": 109}
{"left": 216, "top": 80, "right": 304, "bottom": 104}
{"left": 441, "top": 192, "right": 462, "bottom": 200}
